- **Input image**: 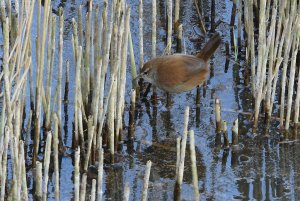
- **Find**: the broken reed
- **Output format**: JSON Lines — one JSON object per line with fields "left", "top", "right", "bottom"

{"left": 244, "top": 0, "right": 300, "bottom": 134}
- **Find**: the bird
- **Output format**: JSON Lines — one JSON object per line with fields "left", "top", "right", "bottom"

{"left": 137, "top": 33, "right": 221, "bottom": 93}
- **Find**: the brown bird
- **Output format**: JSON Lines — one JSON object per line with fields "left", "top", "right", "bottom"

{"left": 138, "top": 33, "right": 221, "bottom": 93}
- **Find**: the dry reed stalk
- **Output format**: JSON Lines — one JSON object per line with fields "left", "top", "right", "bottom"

{"left": 53, "top": 115, "right": 60, "bottom": 201}
{"left": 174, "top": 0, "right": 180, "bottom": 31}
{"left": 78, "top": 5, "right": 83, "bottom": 48}
{"left": 247, "top": 0, "right": 256, "bottom": 94}
{"left": 174, "top": 107, "right": 189, "bottom": 201}
{"left": 166, "top": 0, "right": 172, "bottom": 53}
{"left": 91, "top": 179, "right": 97, "bottom": 201}
{"left": 237, "top": 0, "right": 242, "bottom": 47}
{"left": 74, "top": 148, "right": 80, "bottom": 201}
{"left": 74, "top": 41, "right": 83, "bottom": 147}
{"left": 91, "top": 1, "right": 108, "bottom": 135}
{"left": 10, "top": 137, "right": 19, "bottom": 200}
{"left": 152, "top": 0, "right": 157, "bottom": 100}
{"left": 34, "top": 0, "right": 51, "bottom": 165}
{"left": 97, "top": 1, "right": 114, "bottom": 144}
{"left": 3, "top": 18, "right": 13, "bottom": 129}
{"left": 294, "top": 62, "right": 300, "bottom": 124}
{"left": 193, "top": 0, "right": 206, "bottom": 34}
{"left": 129, "top": 30, "right": 138, "bottom": 90}
{"left": 128, "top": 89, "right": 136, "bottom": 139}
{"left": 16, "top": 140, "right": 23, "bottom": 201}
{"left": 232, "top": 119, "right": 238, "bottom": 146}
{"left": 43, "top": 132, "right": 52, "bottom": 201}
{"left": 84, "top": 116, "right": 94, "bottom": 171}
{"left": 45, "top": 16, "right": 57, "bottom": 130}
{"left": 124, "top": 182, "right": 130, "bottom": 201}
{"left": 35, "top": 161, "right": 43, "bottom": 200}
{"left": 175, "top": 137, "right": 181, "bottom": 178}
{"left": 279, "top": 0, "right": 297, "bottom": 129}
{"left": 84, "top": 1, "right": 93, "bottom": 105}
{"left": 215, "top": 98, "right": 222, "bottom": 133}
{"left": 0, "top": 127, "right": 10, "bottom": 201}
{"left": 222, "top": 121, "right": 229, "bottom": 149}
{"left": 97, "top": 146, "right": 104, "bottom": 201}
{"left": 19, "top": 141, "right": 28, "bottom": 201}
{"left": 265, "top": 2, "right": 277, "bottom": 124}
{"left": 57, "top": 8, "right": 64, "bottom": 128}
{"left": 141, "top": 160, "right": 152, "bottom": 201}
{"left": 0, "top": 1, "right": 6, "bottom": 25}
{"left": 189, "top": 130, "right": 200, "bottom": 200}
{"left": 253, "top": 1, "right": 277, "bottom": 132}
{"left": 152, "top": 0, "right": 157, "bottom": 58}
{"left": 139, "top": 0, "right": 144, "bottom": 71}
{"left": 36, "top": 0, "right": 41, "bottom": 79}
{"left": 285, "top": 35, "right": 299, "bottom": 130}
{"left": 177, "top": 24, "right": 183, "bottom": 52}
{"left": 108, "top": 0, "right": 123, "bottom": 160}
{"left": 80, "top": 173, "right": 87, "bottom": 201}
{"left": 25, "top": 111, "right": 32, "bottom": 156}
{"left": 116, "top": 6, "right": 130, "bottom": 142}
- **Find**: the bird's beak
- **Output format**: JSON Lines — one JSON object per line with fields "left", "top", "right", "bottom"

{"left": 133, "top": 74, "right": 142, "bottom": 88}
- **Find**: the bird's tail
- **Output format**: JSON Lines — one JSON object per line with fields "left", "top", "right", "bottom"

{"left": 196, "top": 33, "right": 221, "bottom": 61}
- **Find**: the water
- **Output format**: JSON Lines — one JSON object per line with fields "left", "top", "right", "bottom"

{"left": 3, "top": 0, "right": 300, "bottom": 200}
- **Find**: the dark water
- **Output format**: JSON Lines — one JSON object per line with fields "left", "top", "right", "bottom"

{"left": 6, "top": 0, "right": 300, "bottom": 200}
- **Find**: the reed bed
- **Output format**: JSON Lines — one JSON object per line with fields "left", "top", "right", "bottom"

{"left": 0, "top": 0, "right": 221, "bottom": 200}
{"left": 243, "top": 0, "right": 300, "bottom": 135}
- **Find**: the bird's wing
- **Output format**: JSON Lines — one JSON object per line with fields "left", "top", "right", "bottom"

{"left": 157, "top": 55, "right": 208, "bottom": 89}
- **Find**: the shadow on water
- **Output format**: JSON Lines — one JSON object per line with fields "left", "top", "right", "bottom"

{"left": 2, "top": 0, "right": 300, "bottom": 200}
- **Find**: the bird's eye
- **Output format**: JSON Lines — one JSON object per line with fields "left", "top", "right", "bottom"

{"left": 144, "top": 71, "right": 148, "bottom": 75}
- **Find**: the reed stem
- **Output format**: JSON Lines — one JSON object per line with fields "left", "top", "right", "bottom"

{"left": 141, "top": 160, "right": 152, "bottom": 201}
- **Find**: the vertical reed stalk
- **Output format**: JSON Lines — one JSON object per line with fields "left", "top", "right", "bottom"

{"left": 222, "top": 121, "right": 229, "bottom": 149}
{"left": 166, "top": 0, "right": 172, "bottom": 53}
{"left": 57, "top": 8, "right": 64, "bottom": 128}
{"left": 174, "top": 0, "right": 180, "bottom": 33}
{"left": 84, "top": 1, "right": 92, "bottom": 105}
{"left": 176, "top": 24, "right": 183, "bottom": 52}
{"left": 97, "top": 146, "right": 104, "bottom": 201}
{"left": 43, "top": 132, "right": 52, "bottom": 201}
{"left": 35, "top": 161, "right": 43, "bottom": 200}
{"left": 294, "top": 65, "right": 300, "bottom": 124}
{"left": 54, "top": 115, "right": 60, "bottom": 201}
{"left": 215, "top": 98, "right": 222, "bottom": 133}
{"left": 141, "top": 160, "right": 152, "bottom": 201}
{"left": 80, "top": 173, "right": 87, "bottom": 201}
{"left": 152, "top": 0, "right": 157, "bottom": 100}
{"left": 175, "top": 137, "right": 181, "bottom": 179}
{"left": 174, "top": 107, "right": 189, "bottom": 201}
{"left": 129, "top": 31, "right": 138, "bottom": 89}
{"left": 152, "top": 0, "right": 157, "bottom": 58}
{"left": 74, "top": 148, "right": 80, "bottom": 201}
{"left": 34, "top": 0, "right": 51, "bottom": 165}
{"left": 84, "top": 116, "right": 94, "bottom": 171}
{"left": 91, "top": 179, "right": 96, "bottom": 201}
{"left": 279, "top": 0, "right": 296, "bottom": 129}
{"left": 124, "top": 183, "right": 130, "bottom": 201}
{"left": 45, "top": 16, "right": 56, "bottom": 130}
{"left": 116, "top": 6, "right": 131, "bottom": 142}
{"left": 0, "top": 127, "right": 9, "bottom": 201}
{"left": 285, "top": 35, "right": 299, "bottom": 130}
{"left": 232, "top": 119, "right": 239, "bottom": 146}
{"left": 78, "top": 5, "right": 83, "bottom": 48}
{"left": 128, "top": 89, "right": 136, "bottom": 139}
{"left": 189, "top": 130, "right": 200, "bottom": 200}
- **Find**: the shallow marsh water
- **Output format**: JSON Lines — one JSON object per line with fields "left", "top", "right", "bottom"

{"left": 3, "top": 0, "right": 300, "bottom": 200}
